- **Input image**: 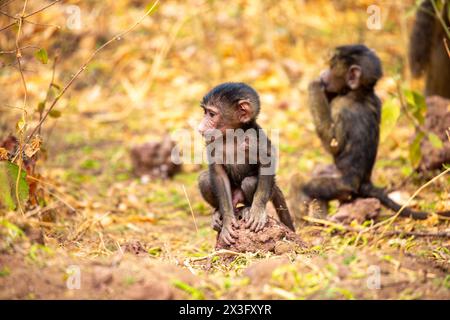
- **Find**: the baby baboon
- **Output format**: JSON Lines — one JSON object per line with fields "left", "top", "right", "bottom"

{"left": 300, "top": 44, "right": 450, "bottom": 220}
{"left": 197, "top": 83, "right": 295, "bottom": 244}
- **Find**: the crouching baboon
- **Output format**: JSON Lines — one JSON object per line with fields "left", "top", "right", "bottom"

{"left": 197, "top": 83, "right": 295, "bottom": 245}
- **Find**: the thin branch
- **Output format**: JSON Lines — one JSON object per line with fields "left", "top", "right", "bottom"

{"left": 24, "top": 0, "right": 160, "bottom": 144}
{"left": 0, "top": 0, "right": 17, "bottom": 10}
{"left": 23, "top": 19, "right": 60, "bottom": 29}
{"left": 376, "top": 167, "right": 450, "bottom": 240}
{"left": 351, "top": 167, "right": 450, "bottom": 245}
{"left": 431, "top": 0, "right": 450, "bottom": 40}
{"left": 0, "top": 104, "right": 24, "bottom": 111}
{"left": 14, "top": 0, "right": 28, "bottom": 216}
{"left": 0, "top": 9, "right": 15, "bottom": 19}
{"left": 183, "top": 184, "right": 198, "bottom": 233}
{"left": 0, "top": 21, "right": 15, "bottom": 32}
{"left": 23, "top": 0, "right": 61, "bottom": 18}
{"left": 39, "top": 56, "right": 58, "bottom": 135}
{"left": 0, "top": 44, "right": 40, "bottom": 54}
{"left": 445, "top": 38, "right": 450, "bottom": 58}
{"left": 0, "top": 0, "right": 61, "bottom": 33}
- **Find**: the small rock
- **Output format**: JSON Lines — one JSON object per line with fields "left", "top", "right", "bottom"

{"left": 331, "top": 198, "right": 381, "bottom": 224}
{"left": 215, "top": 210, "right": 305, "bottom": 253}
{"left": 130, "top": 135, "right": 181, "bottom": 179}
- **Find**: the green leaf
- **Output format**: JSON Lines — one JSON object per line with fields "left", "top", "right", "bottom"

{"left": 37, "top": 101, "right": 45, "bottom": 113}
{"left": 428, "top": 133, "right": 444, "bottom": 149}
{"left": 413, "top": 90, "right": 426, "bottom": 109}
{"left": 145, "top": 2, "right": 159, "bottom": 13}
{"left": 171, "top": 279, "right": 205, "bottom": 299}
{"left": 49, "top": 109, "right": 61, "bottom": 118}
{"left": 80, "top": 159, "right": 100, "bottom": 170}
{"left": 34, "top": 48, "right": 48, "bottom": 64}
{"left": 380, "top": 98, "right": 401, "bottom": 142}
{"left": 0, "top": 162, "right": 29, "bottom": 210}
{"left": 147, "top": 246, "right": 162, "bottom": 257}
{"left": 403, "top": 89, "right": 426, "bottom": 124}
{"left": 0, "top": 266, "right": 10, "bottom": 277}
{"left": 409, "top": 132, "right": 424, "bottom": 168}
{"left": 0, "top": 219, "right": 25, "bottom": 239}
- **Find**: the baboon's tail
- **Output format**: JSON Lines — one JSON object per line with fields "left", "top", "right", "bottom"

{"left": 271, "top": 184, "right": 296, "bottom": 231}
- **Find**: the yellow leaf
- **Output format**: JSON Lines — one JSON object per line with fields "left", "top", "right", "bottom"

{"left": 16, "top": 117, "right": 27, "bottom": 133}
{"left": 24, "top": 136, "right": 42, "bottom": 158}
{"left": 0, "top": 148, "right": 8, "bottom": 160}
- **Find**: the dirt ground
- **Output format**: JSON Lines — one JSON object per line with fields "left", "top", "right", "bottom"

{"left": 1, "top": 207, "right": 449, "bottom": 299}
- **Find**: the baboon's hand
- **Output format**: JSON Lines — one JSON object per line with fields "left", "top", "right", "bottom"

{"left": 308, "top": 80, "right": 325, "bottom": 92}
{"left": 219, "top": 216, "right": 238, "bottom": 245}
{"left": 243, "top": 206, "right": 267, "bottom": 232}
{"left": 211, "top": 210, "right": 222, "bottom": 232}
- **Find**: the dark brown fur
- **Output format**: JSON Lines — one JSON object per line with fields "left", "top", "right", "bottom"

{"left": 300, "top": 45, "right": 450, "bottom": 220}
{"left": 409, "top": 0, "right": 450, "bottom": 98}
{"left": 197, "top": 83, "right": 295, "bottom": 245}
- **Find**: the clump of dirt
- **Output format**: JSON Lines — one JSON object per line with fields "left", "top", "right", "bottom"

{"left": 130, "top": 135, "right": 181, "bottom": 179}
{"left": 331, "top": 198, "right": 381, "bottom": 224}
{"left": 419, "top": 95, "right": 450, "bottom": 171}
{"left": 215, "top": 215, "right": 306, "bottom": 254}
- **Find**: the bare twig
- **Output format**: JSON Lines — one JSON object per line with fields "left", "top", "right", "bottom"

{"left": 0, "top": 0, "right": 61, "bottom": 33}
{"left": 0, "top": 0, "right": 17, "bottom": 10}
{"left": 14, "top": 0, "right": 29, "bottom": 216}
{"left": 0, "top": 21, "right": 15, "bottom": 32}
{"left": 376, "top": 167, "right": 450, "bottom": 240}
{"left": 0, "top": 104, "right": 25, "bottom": 111}
{"left": 444, "top": 38, "right": 450, "bottom": 58}
{"left": 0, "top": 44, "right": 40, "bottom": 54}
{"left": 431, "top": 0, "right": 450, "bottom": 40}
{"left": 39, "top": 56, "right": 58, "bottom": 135}
{"left": 182, "top": 184, "right": 198, "bottom": 233}
{"left": 23, "top": 19, "right": 60, "bottom": 29}
{"left": 24, "top": 0, "right": 160, "bottom": 145}
{"left": 23, "top": 0, "right": 61, "bottom": 19}
{"left": 303, "top": 216, "right": 450, "bottom": 238}
{"left": 27, "top": 174, "right": 78, "bottom": 211}
{"left": 349, "top": 167, "right": 450, "bottom": 245}
{"left": 46, "top": 189, "right": 76, "bottom": 213}
{"left": 0, "top": 9, "right": 15, "bottom": 19}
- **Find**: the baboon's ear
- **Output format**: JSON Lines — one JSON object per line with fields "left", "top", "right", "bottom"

{"left": 347, "top": 65, "right": 362, "bottom": 90}
{"left": 237, "top": 99, "right": 254, "bottom": 123}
